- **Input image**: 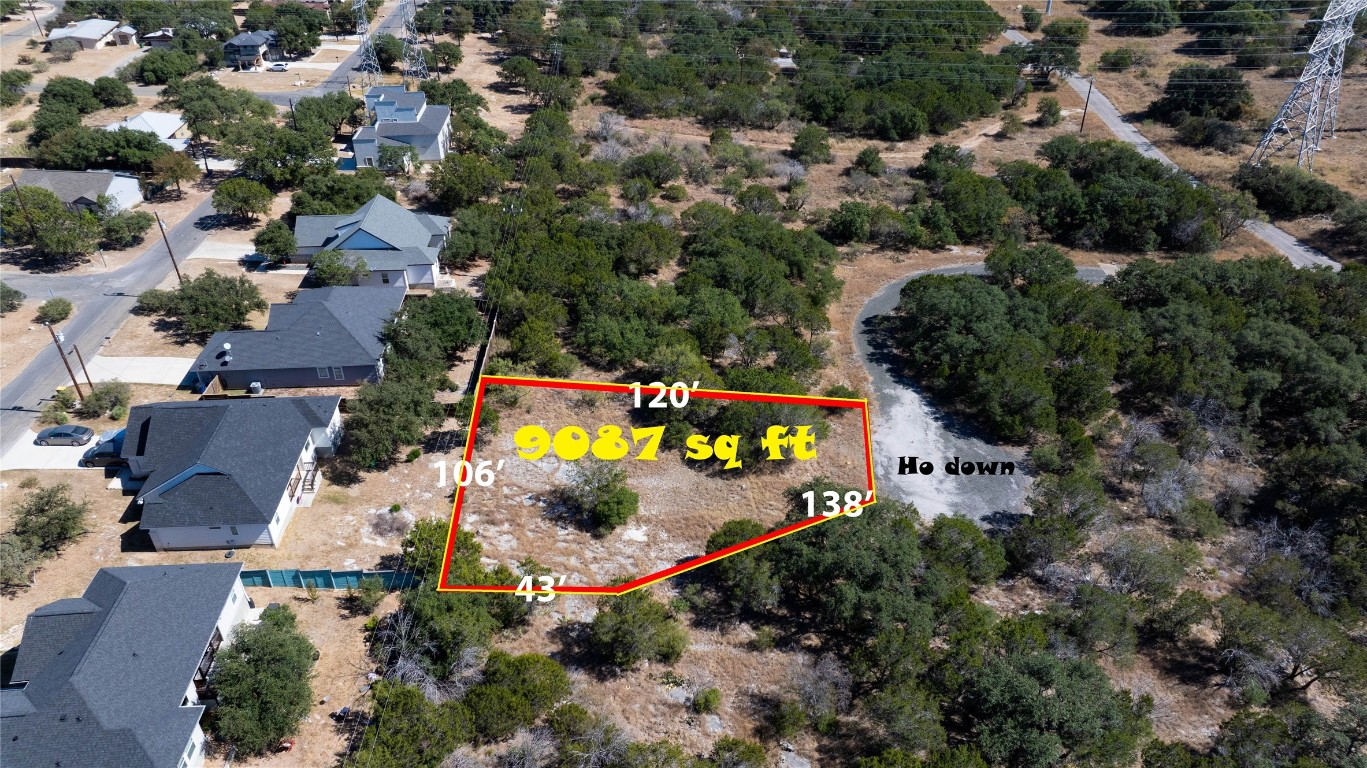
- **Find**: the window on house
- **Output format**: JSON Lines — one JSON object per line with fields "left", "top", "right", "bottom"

{"left": 363, "top": 157, "right": 374, "bottom": 167}
{"left": 317, "top": 367, "right": 330, "bottom": 379}
{"left": 332, "top": 367, "right": 344, "bottom": 379}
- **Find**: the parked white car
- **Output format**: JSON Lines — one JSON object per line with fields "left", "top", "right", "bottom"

{"left": 267, "top": 62, "right": 290, "bottom": 72}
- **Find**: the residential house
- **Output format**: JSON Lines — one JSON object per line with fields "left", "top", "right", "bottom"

{"left": 293, "top": 194, "right": 450, "bottom": 290}
{"left": 223, "top": 29, "right": 280, "bottom": 69}
{"left": 12, "top": 169, "right": 142, "bottom": 212}
{"left": 105, "top": 111, "right": 192, "bottom": 151}
{"left": 122, "top": 397, "right": 343, "bottom": 550}
{"left": 0, "top": 564, "right": 249, "bottom": 768}
{"left": 189, "top": 285, "right": 405, "bottom": 390}
{"left": 350, "top": 86, "right": 453, "bottom": 169}
{"left": 112, "top": 25, "right": 137, "bottom": 45}
{"left": 46, "top": 18, "right": 121, "bottom": 49}
{"left": 141, "top": 27, "right": 177, "bottom": 48}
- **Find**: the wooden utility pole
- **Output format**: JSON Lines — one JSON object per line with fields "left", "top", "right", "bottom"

{"left": 72, "top": 344, "right": 95, "bottom": 391}
{"left": 45, "top": 324, "right": 85, "bottom": 400}
{"left": 1079, "top": 76, "right": 1095, "bottom": 133}
{"left": 154, "top": 212, "right": 185, "bottom": 285}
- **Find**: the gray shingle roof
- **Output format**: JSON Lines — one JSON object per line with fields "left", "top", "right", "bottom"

{"left": 121, "top": 397, "right": 340, "bottom": 528}
{"left": 15, "top": 169, "right": 133, "bottom": 205}
{"left": 225, "top": 29, "right": 277, "bottom": 48}
{"left": 293, "top": 194, "right": 449, "bottom": 251}
{"left": 342, "top": 247, "right": 437, "bottom": 271}
{"left": 2, "top": 564, "right": 242, "bottom": 768}
{"left": 188, "top": 284, "right": 405, "bottom": 378}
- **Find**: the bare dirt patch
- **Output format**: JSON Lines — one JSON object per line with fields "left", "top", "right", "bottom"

{"left": 0, "top": 300, "right": 53, "bottom": 388}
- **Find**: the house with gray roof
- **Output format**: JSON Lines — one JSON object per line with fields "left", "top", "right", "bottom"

{"left": 223, "top": 29, "right": 280, "bottom": 69}
{"left": 12, "top": 169, "right": 142, "bottom": 212}
{"left": 189, "top": 284, "right": 405, "bottom": 391}
{"left": 350, "top": 86, "right": 453, "bottom": 169}
{"left": 0, "top": 563, "right": 249, "bottom": 768}
{"left": 105, "top": 111, "right": 192, "bottom": 151}
{"left": 292, "top": 194, "right": 450, "bottom": 290}
{"left": 122, "top": 397, "right": 342, "bottom": 550}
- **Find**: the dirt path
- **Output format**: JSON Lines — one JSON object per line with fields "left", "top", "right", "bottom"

{"left": 446, "top": 34, "right": 534, "bottom": 138}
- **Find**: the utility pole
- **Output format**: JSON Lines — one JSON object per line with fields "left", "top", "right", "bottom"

{"left": 45, "top": 324, "right": 84, "bottom": 400}
{"left": 27, "top": 2, "right": 43, "bottom": 36}
{"left": 155, "top": 212, "right": 184, "bottom": 285}
{"left": 72, "top": 344, "right": 95, "bottom": 391}
{"left": 8, "top": 176, "right": 41, "bottom": 244}
{"left": 1079, "top": 76, "right": 1095, "bottom": 133}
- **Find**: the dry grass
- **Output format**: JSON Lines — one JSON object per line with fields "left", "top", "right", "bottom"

{"left": 0, "top": 300, "right": 53, "bottom": 388}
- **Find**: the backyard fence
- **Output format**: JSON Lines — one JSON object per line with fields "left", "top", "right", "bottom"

{"left": 239, "top": 569, "right": 418, "bottom": 590}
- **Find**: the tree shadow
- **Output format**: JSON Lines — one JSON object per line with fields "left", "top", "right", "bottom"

{"left": 546, "top": 619, "right": 623, "bottom": 681}
{"left": 0, "top": 246, "right": 84, "bottom": 273}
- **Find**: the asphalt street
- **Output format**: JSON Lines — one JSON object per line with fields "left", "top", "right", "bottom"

{"left": 1002, "top": 29, "right": 1341, "bottom": 271}
{"left": 0, "top": 194, "right": 219, "bottom": 456}
{"left": 0, "top": 4, "right": 409, "bottom": 457}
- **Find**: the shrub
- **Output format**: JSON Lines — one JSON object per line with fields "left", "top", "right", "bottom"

{"left": 1036, "top": 97, "right": 1062, "bottom": 127}
{"left": 11, "top": 483, "right": 89, "bottom": 552}
{"left": 1233, "top": 163, "right": 1349, "bottom": 219}
{"left": 1100, "top": 47, "right": 1147, "bottom": 70}
{"left": 48, "top": 39, "right": 79, "bottom": 62}
{"left": 405, "top": 447, "right": 422, "bottom": 462}
{"left": 1331, "top": 198, "right": 1367, "bottom": 248}
{"left": 1000, "top": 112, "right": 1025, "bottom": 138}
{"left": 589, "top": 589, "right": 689, "bottom": 668}
{"left": 349, "top": 576, "right": 387, "bottom": 614}
{"left": 824, "top": 384, "right": 860, "bottom": 400}
{"left": 136, "top": 269, "right": 268, "bottom": 339}
{"left": 661, "top": 184, "right": 688, "bottom": 202}
{"left": 693, "top": 687, "right": 721, "bottom": 714}
{"left": 109, "top": 405, "right": 128, "bottom": 421}
{"left": 100, "top": 210, "right": 155, "bottom": 249}
{"left": 1, "top": 281, "right": 25, "bottom": 313}
{"left": 770, "top": 699, "right": 807, "bottom": 738}
{"left": 591, "top": 485, "right": 639, "bottom": 536}
{"left": 1022, "top": 6, "right": 1042, "bottom": 32}
{"left": 74, "top": 381, "right": 131, "bottom": 419}
{"left": 1150, "top": 65, "right": 1254, "bottom": 122}
{"left": 38, "top": 401, "right": 68, "bottom": 425}
{"left": 5, "top": 119, "right": 28, "bottom": 132}
{"left": 790, "top": 124, "right": 833, "bottom": 165}
{"left": 252, "top": 220, "right": 297, "bottom": 261}
{"left": 91, "top": 76, "right": 135, "bottom": 108}
{"left": 35, "top": 297, "right": 72, "bottom": 324}
{"left": 622, "top": 150, "right": 683, "bottom": 187}
{"left": 1175, "top": 116, "right": 1241, "bottom": 153}
{"left": 0, "top": 534, "right": 41, "bottom": 588}
{"left": 852, "top": 146, "right": 886, "bottom": 176}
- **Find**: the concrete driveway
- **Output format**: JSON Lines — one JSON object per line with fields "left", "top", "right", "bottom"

{"left": 0, "top": 431, "right": 92, "bottom": 470}
{"left": 86, "top": 355, "right": 195, "bottom": 386}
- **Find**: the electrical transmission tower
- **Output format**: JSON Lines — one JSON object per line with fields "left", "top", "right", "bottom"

{"left": 353, "top": 0, "right": 381, "bottom": 91}
{"left": 1250, "top": 0, "right": 1367, "bottom": 169}
{"left": 400, "top": 0, "right": 429, "bottom": 85}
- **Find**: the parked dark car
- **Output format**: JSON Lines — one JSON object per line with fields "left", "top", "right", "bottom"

{"left": 35, "top": 425, "right": 94, "bottom": 446}
{"left": 81, "top": 440, "right": 127, "bottom": 468}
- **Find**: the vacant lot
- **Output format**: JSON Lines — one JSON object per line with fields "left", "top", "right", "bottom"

{"left": 457, "top": 383, "right": 869, "bottom": 587}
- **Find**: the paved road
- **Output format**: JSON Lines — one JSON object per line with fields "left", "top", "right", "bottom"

{"left": 858, "top": 264, "right": 1108, "bottom": 521}
{"left": 1, "top": 1, "right": 62, "bottom": 45}
{"left": 0, "top": 194, "right": 219, "bottom": 457}
{"left": 1003, "top": 29, "right": 1340, "bottom": 271}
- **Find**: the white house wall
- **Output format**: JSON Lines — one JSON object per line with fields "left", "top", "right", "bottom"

{"left": 148, "top": 524, "right": 269, "bottom": 551}
{"left": 106, "top": 177, "right": 142, "bottom": 211}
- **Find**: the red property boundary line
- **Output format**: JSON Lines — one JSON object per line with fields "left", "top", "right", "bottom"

{"left": 436, "top": 375, "right": 877, "bottom": 596}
